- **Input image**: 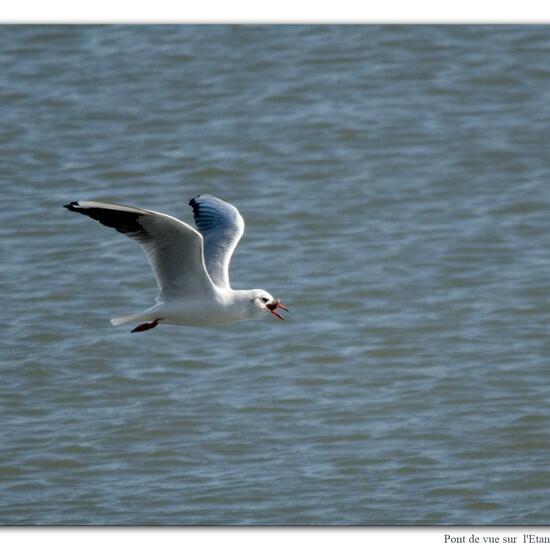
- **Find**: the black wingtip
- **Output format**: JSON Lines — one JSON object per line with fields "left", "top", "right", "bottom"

{"left": 189, "top": 195, "right": 201, "bottom": 216}
{"left": 64, "top": 201, "right": 79, "bottom": 211}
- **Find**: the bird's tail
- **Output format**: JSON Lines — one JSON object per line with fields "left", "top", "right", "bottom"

{"left": 110, "top": 305, "right": 162, "bottom": 327}
{"left": 110, "top": 313, "right": 142, "bottom": 326}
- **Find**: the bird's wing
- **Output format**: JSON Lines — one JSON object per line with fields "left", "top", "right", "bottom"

{"left": 65, "top": 200, "right": 215, "bottom": 300}
{"left": 188, "top": 194, "right": 245, "bottom": 289}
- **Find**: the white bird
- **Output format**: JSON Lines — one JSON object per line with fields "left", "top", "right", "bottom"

{"left": 64, "top": 194, "right": 288, "bottom": 333}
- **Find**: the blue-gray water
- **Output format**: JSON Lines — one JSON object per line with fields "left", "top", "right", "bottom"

{"left": 2, "top": 24, "right": 550, "bottom": 525}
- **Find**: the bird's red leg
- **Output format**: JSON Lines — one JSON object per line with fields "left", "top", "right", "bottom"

{"left": 131, "top": 319, "right": 160, "bottom": 333}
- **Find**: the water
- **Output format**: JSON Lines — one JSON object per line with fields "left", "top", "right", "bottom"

{"left": 2, "top": 24, "right": 550, "bottom": 525}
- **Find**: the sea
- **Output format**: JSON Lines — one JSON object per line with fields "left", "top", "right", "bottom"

{"left": 2, "top": 24, "right": 550, "bottom": 524}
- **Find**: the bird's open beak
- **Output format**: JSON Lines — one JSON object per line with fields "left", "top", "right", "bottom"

{"left": 267, "top": 299, "right": 288, "bottom": 320}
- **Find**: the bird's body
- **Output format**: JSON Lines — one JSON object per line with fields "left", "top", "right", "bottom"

{"left": 65, "top": 195, "right": 287, "bottom": 332}
{"left": 120, "top": 289, "right": 269, "bottom": 327}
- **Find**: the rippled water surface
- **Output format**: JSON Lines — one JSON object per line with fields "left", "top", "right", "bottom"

{"left": 3, "top": 25, "right": 550, "bottom": 525}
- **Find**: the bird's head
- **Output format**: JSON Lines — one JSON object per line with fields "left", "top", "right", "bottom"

{"left": 249, "top": 289, "right": 288, "bottom": 320}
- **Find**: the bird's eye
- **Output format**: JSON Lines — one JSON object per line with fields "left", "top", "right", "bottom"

{"left": 261, "top": 297, "right": 268, "bottom": 303}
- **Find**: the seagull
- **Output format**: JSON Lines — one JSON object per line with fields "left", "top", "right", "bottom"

{"left": 64, "top": 194, "right": 288, "bottom": 333}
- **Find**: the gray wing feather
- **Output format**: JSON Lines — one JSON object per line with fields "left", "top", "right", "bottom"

{"left": 65, "top": 200, "right": 215, "bottom": 300}
{"left": 188, "top": 194, "right": 245, "bottom": 289}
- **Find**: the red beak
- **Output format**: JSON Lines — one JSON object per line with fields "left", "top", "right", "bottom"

{"left": 268, "top": 299, "right": 288, "bottom": 320}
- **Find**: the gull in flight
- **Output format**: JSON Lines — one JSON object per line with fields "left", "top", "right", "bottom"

{"left": 64, "top": 194, "right": 288, "bottom": 333}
